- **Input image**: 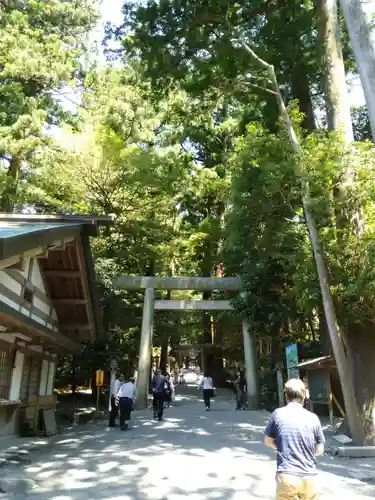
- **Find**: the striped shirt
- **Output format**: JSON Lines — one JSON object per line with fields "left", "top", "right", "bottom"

{"left": 264, "top": 402, "right": 325, "bottom": 476}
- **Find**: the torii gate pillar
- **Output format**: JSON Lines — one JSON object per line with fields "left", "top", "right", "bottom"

{"left": 136, "top": 287, "right": 155, "bottom": 408}
{"left": 242, "top": 320, "right": 259, "bottom": 409}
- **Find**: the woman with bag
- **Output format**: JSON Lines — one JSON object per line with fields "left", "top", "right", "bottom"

{"left": 165, "top": 373, "right": 175, "bottom": 408}
{"left": 199, "top": 372, "right": 215, "bottom": 411}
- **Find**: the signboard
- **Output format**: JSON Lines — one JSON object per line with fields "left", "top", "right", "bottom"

{"left": 307, "top": 372, "right": 330, "bottom": 403}
{"left": 95, "top": 370, "right": 105, "bottom": 387}
{"left": 285, "top": 343, "right": 299, "bottom": 379}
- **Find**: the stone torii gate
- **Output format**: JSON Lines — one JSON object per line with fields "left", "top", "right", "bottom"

{"left": 113, "top": 276, "right": 259, "bottom": 409}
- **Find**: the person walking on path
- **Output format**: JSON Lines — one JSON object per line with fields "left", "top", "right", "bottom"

{"left": 199, "top": 372, "right": 214, "bottom": 411}
{"left": 152, "top": 369, "right": 170, "bottom": 421}
{"left": 165, "top": 373, "right": 175, "bottom": 408}
{"left": 109, "top": 373, "right": 124, "bottom": 427}
{"left": 264, "top": 378, "right": 325, "bottom": 500}
{"left": 116, "top": 376, "right": 136, "bottom": 431}
{"left": 234, "top": 370, "right": 246, "bottom": 410}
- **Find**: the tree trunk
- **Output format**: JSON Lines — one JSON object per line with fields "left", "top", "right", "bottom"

{"left": 71, "top": 357, "right": 77, "bottom": 395}
{"left": 346, "top": 322, "right": 375, "bottom": 443}
{"left": 159, "top": 339, "right": 169, "bottom": 374}
{"left": 318, "top": 307, "right": 332, "bottom": 355}
{"left": 291, "top": 66, "right": 317, "bottom": 131}
{"left": 1, "top": 155, "right": 21, "bottom": 212}
{"left": 317, "top": 0, "right": 364, "bottom": 236}
{"left": 277, "top": 80, "right": 364, "bottom": 444}
{"left": 236, "top": 39, "right": 365, "bottom": 443}
{"left": 340, "top": 0, "right": 375, "bottom": 145}
{"left": 317, "top": 0, "right": 354, "bottom": 141}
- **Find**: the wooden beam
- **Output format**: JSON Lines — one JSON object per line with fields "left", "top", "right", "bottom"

{"left": 53, "top": 298, "right": 88, "bottom": 305}
{"left": 0, "top": 308, "right": 81, "bottom": 353}
{"left": 154, "top": 299, "right": 233, "bottom": 311}
{"left": 60, "top": 323, "right": 91, "bottom": 331}
{"left": 46, "top": 236, "right": 76, "bottom": 250}
{"left": 43, "top": 270, "right": 81, "bottom": 278}
{"left": 0, "top": 213, "right": 113, "bottom": 225}
{"left": 75, "top": 236, "right": 96, "bottom": 342}
{"left": 113, "top": 276, "right": 242, "bottom": 291}
{"left": 0, "top": 247, "right": 46, "bottom": 270}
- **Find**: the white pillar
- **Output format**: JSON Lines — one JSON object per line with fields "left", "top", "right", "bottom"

{"left": 39, "top": 359, "right": 49, "bottom": 395}
{"left": 108, "top": 369, "right": 116, "bottom": 411}
{"left": 46, "top": 361, "right": 56, "bottom": 396}
{"left": 242, "top": 320, "right": 259, "bottom": 409}
{"left": 136, "top": 288, "right": 155, "bottom": 409}
{"left": 9, "top": 350, "right": 24, "bottom": 401}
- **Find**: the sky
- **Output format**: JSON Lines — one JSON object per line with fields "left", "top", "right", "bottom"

{"left": 92, "top": 0, "right": 124, "bottom": 49}
{"left": 97, "top": 0, "right": 369, "bottom": 107}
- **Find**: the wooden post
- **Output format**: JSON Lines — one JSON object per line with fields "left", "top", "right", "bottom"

{"left": 95, "top": 370, "right": 104, "bottom": 412}
{"left": 96, "top": 388, "right": 100, "bottom": 411}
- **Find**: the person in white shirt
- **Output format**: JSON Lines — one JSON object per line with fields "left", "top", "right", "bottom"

{"left": 165, "top": 373, "right": 175, "bottom": 408}
{"left": 109, "top": 373, "right": 124, "bottom": 427}
{"left": 116, "top": 376, "right": 136, "bottom": 431}
{"left": 199, "top": 372, "right": 214, "bottom": 411}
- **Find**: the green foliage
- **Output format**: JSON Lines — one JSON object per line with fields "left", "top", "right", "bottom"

{"left": 225, "top": 113, "right": 375, "bottom": 358}
{"left": 0, "top": 0, "right": 99, "bottom": 209}
{"left": 352, "top": 106, "right": 372, "bottom": 141}
{"left": 5, "top": 0, "right": 375, "bottom": 409}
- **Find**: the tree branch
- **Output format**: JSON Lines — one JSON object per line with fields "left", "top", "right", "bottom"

{"left": 243, "top": 82, "right": 277, "bottom": 96}
{"left": 231, "top": 38, "right": 270, "bottom": 70}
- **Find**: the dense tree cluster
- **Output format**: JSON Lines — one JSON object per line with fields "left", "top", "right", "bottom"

{"left": 2, "top": 0, "right": 375, "bottom": 442}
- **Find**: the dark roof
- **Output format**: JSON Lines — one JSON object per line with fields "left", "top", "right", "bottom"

{"left": 0, "top": 214, "right": 112, "bottom": 261}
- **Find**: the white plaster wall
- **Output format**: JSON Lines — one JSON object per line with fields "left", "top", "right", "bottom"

{"left": 9, "top": 351, "right": 24, "bottom": 401}
{"left": 46, "top": 362, "right": 56, "bottom": 395}
{"left": 30, "top": 261, "right": 57, "bottom": 320}
{"left": 0, "top": 270, "right": 22, "bottom": 295}
{"left": 30, "top": 260, "right": 58, "bottom": 330}
{"left": 0, "top": 270, "right": 22, "bottom": 311}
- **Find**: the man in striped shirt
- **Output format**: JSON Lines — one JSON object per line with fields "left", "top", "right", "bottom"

{"left": 264, "top": 378, "right": 325, "bottom": 499}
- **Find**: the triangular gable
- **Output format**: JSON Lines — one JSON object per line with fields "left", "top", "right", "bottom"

{"left": 1, "top": 257, "right": 58, "bottom": 332}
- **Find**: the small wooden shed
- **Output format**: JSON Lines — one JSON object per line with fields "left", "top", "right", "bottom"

{"left": 297, "top": 355, "right": 345, "bottom": 425}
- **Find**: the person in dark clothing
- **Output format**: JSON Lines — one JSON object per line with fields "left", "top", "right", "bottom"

{"left": 152, "top": 369, "right": 170, "bottom": 421}
{"left": 237, "top": 370, "right": 247, "bottom": 410}
{"left": 116, "top": 376, "right": 136, "bottom": 431}
{"left": 234, "top": 370, "right": 247, "bottom": 410}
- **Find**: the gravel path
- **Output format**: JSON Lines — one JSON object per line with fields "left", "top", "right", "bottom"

{"left": 2, "top": 390, "right": 375, "bottom": 499}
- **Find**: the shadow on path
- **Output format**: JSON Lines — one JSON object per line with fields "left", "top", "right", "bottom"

{"left": 2, "top": 390, "right": 375, "bottom": 499}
